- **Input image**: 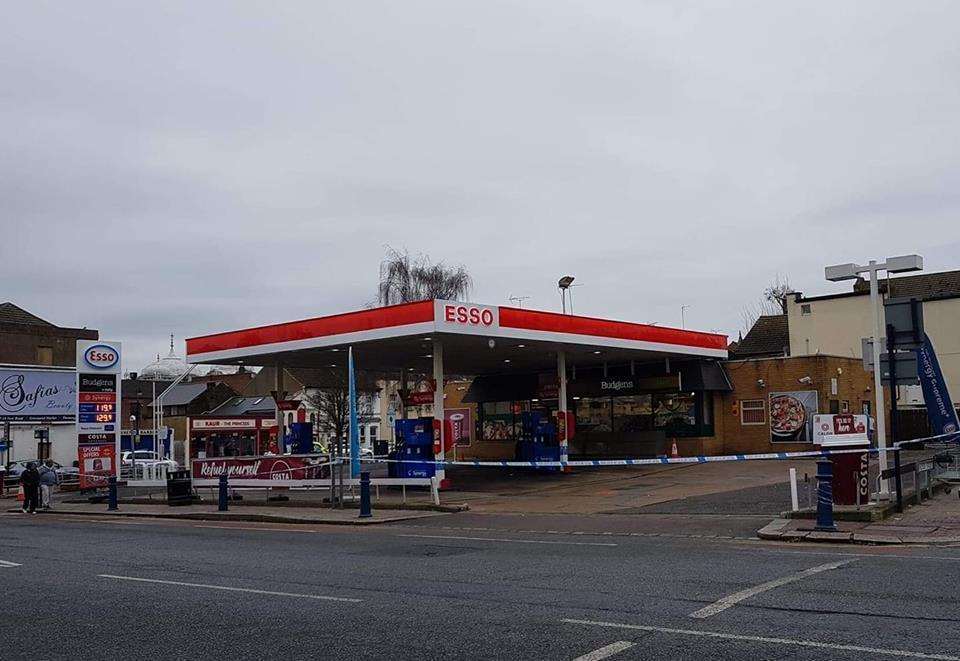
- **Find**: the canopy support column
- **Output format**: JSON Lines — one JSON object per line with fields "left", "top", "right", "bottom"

{"left": 433, "top": 339, "right": 446, "bottom": 486}
{"left": 558, "top": 350, "right": 568, "bottom": 465}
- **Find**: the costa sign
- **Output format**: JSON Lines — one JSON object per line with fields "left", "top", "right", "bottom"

{"left": 441, "top": 303, "right": 496, "bottom": 327}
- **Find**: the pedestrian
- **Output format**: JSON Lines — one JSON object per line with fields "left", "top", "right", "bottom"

{"left": 20, "top": 461, "right": 40, "bottom": 514}
{"left": 38, "top": 459, "right": 59, "bottom": 510}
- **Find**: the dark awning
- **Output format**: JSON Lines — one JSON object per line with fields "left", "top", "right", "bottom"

{"left": 462, "top": 373, "right": 539, "bottom": 403}
{"left": 678, "top": 361, "right": 733, "bottom": 392}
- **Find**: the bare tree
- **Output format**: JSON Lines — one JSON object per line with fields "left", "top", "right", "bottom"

{"left": 740, "top": 274, "right": 793, "bottom": 333}
{"left": 302, "top": 368, "right": 377, "bottom": 450}
{"left": 378, "top": 247, "right": 472, "bottom": 305}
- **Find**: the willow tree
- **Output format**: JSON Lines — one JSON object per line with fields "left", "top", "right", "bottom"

{"left": 377, "top": 247, "right": 472, "bottom": 305}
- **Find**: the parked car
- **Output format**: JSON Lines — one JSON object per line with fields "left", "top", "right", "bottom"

{"left": 4, "top": 460, "right": 80, "bottom": 482}
{"left": 121, "top": 451, "right": 178, "bottom": 470}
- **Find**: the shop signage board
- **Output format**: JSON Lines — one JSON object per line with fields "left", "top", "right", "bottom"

{"left": 434, "top": 300, "right": 499, "bottom": 335}
{"left": 568, "top": 375, "right": 681, "bottom": 398}
{"left": 76, "top": 340, "right": 122, "bottom": 487}
{"left": 813, "top": 414, "right": 870, "bottom": 447}
{"left": 769, "top": 390, "right": 818, "bottom": 444}
{"left": 192, "top": 418, "right": 259, "bottom": 430}
{"left": 0, "top": 367, "right": 76, "bottom": 422}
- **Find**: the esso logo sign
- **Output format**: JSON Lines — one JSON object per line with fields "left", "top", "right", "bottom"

{"left": 84, "top": 345, "right": 119, "bottom": 369}
{"left": 444, "top": 304, "right": 494, "bottom": 327}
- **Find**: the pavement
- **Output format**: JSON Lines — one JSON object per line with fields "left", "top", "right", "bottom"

{"left": 3, "top": 509, "right": 960, "bottom": 659}
{"left": 760, "top": 490, "right": 960, "bottom": 545}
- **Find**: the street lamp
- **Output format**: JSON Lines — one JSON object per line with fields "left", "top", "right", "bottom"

{"left": 824, "top": 254, "right": 923, "bottom": 495}
{"left": 681, "top": 305, "right": 691, "bottom": 329}
{"left": 558, "top": 276, "right": 575, "bottom": 314}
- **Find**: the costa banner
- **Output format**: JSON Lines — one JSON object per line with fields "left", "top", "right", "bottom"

{"left": 0, "top": 368, "right": 76, "bottom": 422}
{"left": 445, "top": 408, "right": 472, "bottom": 446}
{"left": 915, "top": 333, "right": 960, "bottom": 436}
{"left": 192, "top": 455, "right": 330, "bottom": 481}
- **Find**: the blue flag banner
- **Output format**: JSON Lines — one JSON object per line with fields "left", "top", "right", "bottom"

{"left": 348, "top": 347, "right": 361, "bottom": 478}
{"left": 915, "top": 333, "right": 960, "bottom": 436}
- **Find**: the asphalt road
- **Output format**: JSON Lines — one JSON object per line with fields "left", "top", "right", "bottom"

{"left": 2, "top": 511, "right": 960, "bottom": 660}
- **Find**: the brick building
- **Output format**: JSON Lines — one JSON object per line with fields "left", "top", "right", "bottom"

{"left": 0, "top": 302, "right": 98, "bottom": 366}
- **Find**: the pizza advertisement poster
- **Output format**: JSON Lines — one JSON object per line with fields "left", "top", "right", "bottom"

{"left": 769, "top": 390, "right": 818, "bottom": 444}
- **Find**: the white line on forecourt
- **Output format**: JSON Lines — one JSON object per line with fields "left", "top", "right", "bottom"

{"left": 689, "top": 559, "right": 855, "bottom": 619}
{"left": 98, "top": 575, "right": 361, "bottom": 603}
{"left": 0, "top": 560, "right": 22, "bottom": 568}
{"left": 397, "top": 534, "right": 617, "bottom": 547}
{"left": 562, "top": 619, "right": 960, "bottom": 661}
{"left": 571, "top": 640, "right": 636, "bottom": 661}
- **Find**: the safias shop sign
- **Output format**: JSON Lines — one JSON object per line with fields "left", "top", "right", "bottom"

{"left": 0, "top": 367, "right": 76, "bottom": 422}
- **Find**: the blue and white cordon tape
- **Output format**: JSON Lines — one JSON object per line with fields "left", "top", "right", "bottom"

{"left": 343, "top": 431, "right": 959, "bottom": 469}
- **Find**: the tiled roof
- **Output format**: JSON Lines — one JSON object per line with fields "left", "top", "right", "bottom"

{"left": 209, "top": 396, "right": 277, "bottom": 416}
{"left": 730, "top": 315, "right": 789, "bottom": 359}
{"left": 0, "top": 302, "right": 54, "bottom": 326}
{"left": 853, "top": 269, "right": 960, "bottom": 300}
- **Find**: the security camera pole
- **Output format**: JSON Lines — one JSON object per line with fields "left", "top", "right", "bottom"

{"left": 825, "top": 254, "right": 923, "bottom": 496}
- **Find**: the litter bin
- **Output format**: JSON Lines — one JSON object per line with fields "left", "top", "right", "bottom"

{"left": 166, "top": 469, "right": 193, "bottom": 506}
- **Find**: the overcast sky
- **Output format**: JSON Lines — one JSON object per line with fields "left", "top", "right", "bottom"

{"left": 3, "top": 1, "right": 960, "bottom": 372}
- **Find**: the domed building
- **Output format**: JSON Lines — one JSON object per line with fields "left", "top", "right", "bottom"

{"left": 140, "top": 335, "right": 190, "bottom": 381}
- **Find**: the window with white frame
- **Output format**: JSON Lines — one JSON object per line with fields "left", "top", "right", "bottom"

{"left": 740, "top": 399, "right": 766, "bottom": 425}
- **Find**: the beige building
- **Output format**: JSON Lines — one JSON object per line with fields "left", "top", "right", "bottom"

{"left": 785, "top": 269, "right": 960, "bottom": 429}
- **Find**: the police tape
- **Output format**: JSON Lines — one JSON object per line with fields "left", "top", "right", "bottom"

{"left": 337, "top": 431, "right": 960, "bottom": 469}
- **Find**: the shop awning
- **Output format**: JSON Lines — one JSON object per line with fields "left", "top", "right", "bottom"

{"left": 678, "top": 361, "right": 733, "bottom": 392}
{"left": 462, "top": 374, "right": 539, "bottom": 403}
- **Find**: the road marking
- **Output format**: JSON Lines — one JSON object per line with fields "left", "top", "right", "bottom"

{"left": 397, "top": 534, "right": 617, "bottom": 547}
{"left": 740, "top": 547, "right": 960, "bottom": 563}
{"left": 0, "top": 560, "right": 22, "bottom": 568}
{"left": 689, "top": 559, "right": 855, "bottom": 619}
{"left": 98, "top": 575, "right": 361, "bottom": 602}
{"left": 572, "top": 641, "right": 635, "bottom": 660}
{"left": 562, "top": 619, "right": 960, "bottom": 660}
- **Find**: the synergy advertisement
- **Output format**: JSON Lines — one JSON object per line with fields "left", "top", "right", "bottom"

{"left": 76, "top": 340, "right": 122, "bottom": 487}
{"left": 769, "top": 390, "right": 818, "bottom": 443}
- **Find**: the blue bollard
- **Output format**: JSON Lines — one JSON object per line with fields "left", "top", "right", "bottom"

{"left": 814, "top": 459, "right": 837, "bottom": 532}
{"left": 218, "top": 473, "right": 229, "bottom": 512}
{"left": 359, "top": 471, "right": 372, "bottom": 519}
{"left": 107, "top": 475, "right": 118, "bottom": 511}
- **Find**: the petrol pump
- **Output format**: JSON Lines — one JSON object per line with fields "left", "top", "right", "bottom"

{"left": 389, "top": 417, "right": 453, "bottom": 479}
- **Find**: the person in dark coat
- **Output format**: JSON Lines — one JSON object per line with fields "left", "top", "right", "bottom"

{"left": 20, "top": 462, "right": 40, "bottom": 514}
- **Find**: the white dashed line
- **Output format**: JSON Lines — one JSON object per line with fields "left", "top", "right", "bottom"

{"left": 572, "top": 640, "right": 635, "bottom": 660}
{"left": 689, "top": 559, "right": 856, "bottom": 619}
{"left": 0, "top": 560, "right": 23, "bottom": 568}
{"left": 562, "top": 619, "right": 960, "bottom": 660}
{"left": 98, "top": 574, "right": 361, "bottom": 602}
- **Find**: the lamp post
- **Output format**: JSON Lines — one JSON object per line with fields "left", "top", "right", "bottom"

{"left": 824, "top": 254, "right": 923, "bottom": 496}
{"left": 681, "top": 305, "right": 690, "bottom": 329}
{"left": 558, "top": 276, "right": 575, "bottom": 314}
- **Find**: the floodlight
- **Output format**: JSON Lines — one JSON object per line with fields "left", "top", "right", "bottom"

{"left": 885, "top": 254, "right": 923, "bottom": 274}
{"left": 558, "top": 275, "right": 575, "bottom": 289}
{"left": 824, "top": 263, "right": 860, "bottom": 282}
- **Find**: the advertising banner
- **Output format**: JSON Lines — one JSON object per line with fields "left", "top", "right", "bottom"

{"left": 0, "top": 368, "right": 76, "bottom": 422}
{"left": 445, "top": 408, "right": 473, "bottom": 446}
{"left": 813, "top": 414, "right": 870, "bottom": 447}
{"left": 78, "top": 444, "right": 115, "bottom": 489}
{"left": 769, "top": 390, "right": 818, "bottom": 443}
{"left": 915, "top": 333, "right": 960, "bottom": 436}
{"left": 191, "top": 455, "right": 329, "bottom": 481}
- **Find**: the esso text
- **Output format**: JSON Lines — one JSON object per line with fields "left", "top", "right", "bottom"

{"left": 84, "top": 345, "right": 119, "bottom": 369}
{"left": 444, "top": 305, "right": 494, "bottom": 326}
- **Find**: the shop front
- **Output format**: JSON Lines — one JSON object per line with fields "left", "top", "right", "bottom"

{"left": 465, "top": 361, "right": 730, "bottom": 460}
{"left": 187, "top": 415, "right": 278, "bottom": 459}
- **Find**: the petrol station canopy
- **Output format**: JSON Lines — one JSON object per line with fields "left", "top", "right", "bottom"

{"left": 185, "top": 300, "right": 728, "bottom": 375}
